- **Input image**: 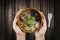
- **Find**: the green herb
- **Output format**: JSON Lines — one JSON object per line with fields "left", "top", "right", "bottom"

{"left": 27, "top": 15, "right": 35, "bottom": 28}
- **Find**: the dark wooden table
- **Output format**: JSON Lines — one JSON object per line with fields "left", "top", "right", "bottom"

{"left": 0, "top": 0, "right": 54, "bottom": 40}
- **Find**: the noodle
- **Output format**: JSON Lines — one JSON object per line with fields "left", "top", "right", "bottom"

{"left": 17, "top": 8, "right": 43, "bottom": 33}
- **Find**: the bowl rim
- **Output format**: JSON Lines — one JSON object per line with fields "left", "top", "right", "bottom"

{"left": 17, "top": 8, "right": 43, "bottom": 33}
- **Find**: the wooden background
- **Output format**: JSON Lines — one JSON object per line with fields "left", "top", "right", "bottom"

{"left": 0, "top": 0, "right": 54, "bottom": 40}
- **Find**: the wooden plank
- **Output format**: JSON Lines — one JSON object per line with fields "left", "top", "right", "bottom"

{"left": 0, "top": 0, "right": 54, "bottom": 40}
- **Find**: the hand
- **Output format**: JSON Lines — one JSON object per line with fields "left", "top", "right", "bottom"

{"left": 13, "top": 9, "right": 26, "bottom": 40}
{"left": 35, "top": 11, "right": 47, "bottom": 40}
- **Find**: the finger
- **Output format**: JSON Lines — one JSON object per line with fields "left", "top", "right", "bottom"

{"left": 13, "top": 9, "right": 22, "bottom": 26}
{"left": 38, "top": 11, "right": 46, "bottom": 21}
{"left": 13, "top": 19, "right": 24, "bottom": 33}
{"left": 14, "top": 9, "right": 23, "bottom": 20}
{"left": 38, "top": 11, "right": 47, "bottom": 27}
{"left": 35, "top": 11, "right": 47, "bottom": 35}
{"left": 13, "top": 20, "right": 24, "bottom": 34}
{"left": 13, "top": 9, "right": 23, "bottom": 33}
{"left": 39, "top": 11, "right": 47, "bottom": 30}
{"left": 13, "top": 18, "right": 17, "bottom": 24}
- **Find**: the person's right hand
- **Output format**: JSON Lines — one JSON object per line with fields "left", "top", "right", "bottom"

{"left": 35, "top": 11, "right": 47, "bottom": 40}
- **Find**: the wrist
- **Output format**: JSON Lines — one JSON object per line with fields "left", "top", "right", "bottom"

{"left": 16, "top": 33, "right": 25, "bottom": 40}
{"left": 35, "top": 34, "right": 45, "bottom": 40}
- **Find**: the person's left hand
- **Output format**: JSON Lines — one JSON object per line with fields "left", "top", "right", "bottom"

{"left": 13, "top": 9, "right": 26, "bottom": 40}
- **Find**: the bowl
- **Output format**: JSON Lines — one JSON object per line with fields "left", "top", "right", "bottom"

{"left": 17, "top": 8, "right": 43, "bottom": 33}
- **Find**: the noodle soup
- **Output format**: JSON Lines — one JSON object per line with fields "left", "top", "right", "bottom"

{"left": 17, "top": 8, "right": 43, "bottom": 33}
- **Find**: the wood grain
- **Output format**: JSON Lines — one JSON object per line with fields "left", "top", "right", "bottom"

{"left": 0, "top": 0, "right": 54, "bottom": 40}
